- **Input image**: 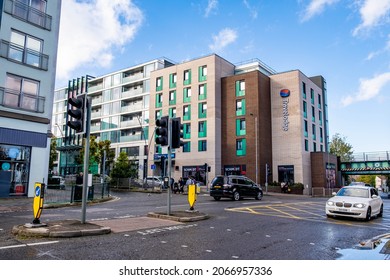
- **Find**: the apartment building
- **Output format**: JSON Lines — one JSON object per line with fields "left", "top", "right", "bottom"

{"left": 52, "top": 59, "right": 174, "bottom": 177}
{"left": 0, "top": 0, "right": 62, "bottom": 198}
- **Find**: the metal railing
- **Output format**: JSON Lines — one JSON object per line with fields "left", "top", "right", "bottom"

{"left": 350, "top": 151, "right": 390, "bottom": 162}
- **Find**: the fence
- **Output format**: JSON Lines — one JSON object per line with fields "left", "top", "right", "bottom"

{"left": 44, "top": 183, "right": 110, "bottom": 205}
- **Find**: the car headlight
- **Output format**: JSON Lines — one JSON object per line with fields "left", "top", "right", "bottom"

{"left": 353, "top": 203, "right": 366, "bottom": 208}
{"left": 326, "top": 201, "right": 335, "bottom": 206}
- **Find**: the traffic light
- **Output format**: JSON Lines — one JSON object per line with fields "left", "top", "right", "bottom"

{"left": 266, "top": 163, "right": 271, "bottom": 175}
{"left": 67, "top": 94, "right": 86, "bottom": 134}
{"left": 155, "top": 116, "right": 169, "bottom": 146}
{"left": 171, "top": 117, "right": 184, "bottom": 149}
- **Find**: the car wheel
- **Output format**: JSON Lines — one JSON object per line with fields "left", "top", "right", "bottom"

{"left": 255, "top": 191, "right": 263, "bottom": 200}
{"left": 378, "top": 204, "right": 384, "bottom": 218}
{"left": 365, "top": 207, "right": 372, "bottom": 221}
{"left": 326, "top": 214, "right": 333, "bottom": 219}
{"left": 232, "top": 191, "right": 240, "bottom": 201}
{"left": 213, "top": 196, "right": 221, "bottom": 201}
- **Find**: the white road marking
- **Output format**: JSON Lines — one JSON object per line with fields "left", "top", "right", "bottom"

{"left": 0, "top": 240, "right": 59, "bottom": 250}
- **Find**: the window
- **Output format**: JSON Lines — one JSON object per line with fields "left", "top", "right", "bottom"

{"left": 156, "top": 77, "right": 163, "bottom": 91}
{"left": 169, "top": 90, "right": 176, "bottom": 105}
{"left": 310, "top": 88, "right": 314, "bottom": 104}
{"left": 184, "top": 69, "right": 191, "bottom": 85}
{"left": 305, "top": 139, "right": 309, "bottom": 151}
{"left": 312, "top": 124, "right": 316, "bottom": 140}
{"left": 320, "top": 127, "right": 323, "bottom": 143}
{"left": 169, "top": 107, "right": 176, "bottom": 118}
{"left": 120, "top": 147, "right": 139, "bottom": 157}
{"left": 4, "top": 74, "right": 41, "bottom": 112}
{"left": 302, "top": 82, "right": 306, "bottom": 99}
{"left": 198, "top": 84, "right": 207, "bottom": 100}
{"left": 155, "top": 93, "right": 162, "bottom": 108}
{"left": 155, "top": 110, "right": 162, "bottom": 120}
{"left": 304, "top": 120, "right": 308, "bottom": 137}
{"left": 5, "top": 0, "right": 51, "bottom": 30}
{"left": 198, "top": 121, "right": 207, "bottom": 137}
{"left": 311, "top": 106, "right": 315, "bottom": 122}
{"left": 236, "top": 118, "right": 246, "bottom": 136}
{"left": 319, "top": 110, "right": 323, "bottom": 125}
{"left": 236, "top": 99, "right": 246, "bottom": 116}
{"left": 198, "top": 140, "right": 207, "bottom": 152}
{"left": 318, "top": 94, "right": 322, "bottom": 109}
{"left": 303, "top": 101, "right": 307, "bottom": 118}
{"left": 236, "top": 139, "right": 246, "bottom": 156}
{"left": 169, "top": 73, "right": 177, "bottom": 88}
{"left": 7, "top": 30, "right": 47, "bottom": 69}
{"left": 183, "top": 142, "right": 191, "bottom": 152}
{"left": 236, "top": 80, "right": 245, "bottom": 96}
{"left": 199, "top": 65, "right": 207, "bottom": 82}
{"left": 183, "top": 123, "right": 191, "bottom": 139}
{"left": 183, "top": 87, "right": 191, "bottom": 103}
{"left": 183, "top": 105, "right": 191, "bottom": 121}
{"left": 199, "top": 102, "right": 207, "bottom": 118}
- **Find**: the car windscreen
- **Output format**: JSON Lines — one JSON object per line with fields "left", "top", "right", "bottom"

{"left": 337, "top": 188, "right": 369, "bottom": 198}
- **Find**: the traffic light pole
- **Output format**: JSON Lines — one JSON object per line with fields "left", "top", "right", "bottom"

{"left": 167, "top": 118, "right": 172, "bottom": 216}
{"left": 81, "top": 98, "right": 91, "bottom": 224}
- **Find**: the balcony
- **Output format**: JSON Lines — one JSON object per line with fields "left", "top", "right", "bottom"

{"left": 4, "top": 0, "right": 52, "bottom": 30}
{"left": 122, "top": 72, "right": 144, "bottom": 83}
{"left": 121, "top": 103, "right": 143, "bottom": 113}
{"left": 121, "top": 87, "right": 143, "bottom": 99}
{"left": 0, "top": 87, "right": 45, "bottom": 113}
{"left": 120, "top": 119, "right": 140, "bottom": 128}
{"left": 0, "top": 40, "right": 49, "bottom": 70}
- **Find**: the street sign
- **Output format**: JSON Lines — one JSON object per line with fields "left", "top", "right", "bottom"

{"left": 33, "top": 182, "right": 44, "bottom": 224}
{"left": 151, "top": 164, "right": 156, "bottom": 170}
{"left": 188, "top": 184, "right": 197, "bottom": 210}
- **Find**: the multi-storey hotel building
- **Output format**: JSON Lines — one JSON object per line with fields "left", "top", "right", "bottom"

{"left": 0, "top": 0, "right": 61, "bottom": 198}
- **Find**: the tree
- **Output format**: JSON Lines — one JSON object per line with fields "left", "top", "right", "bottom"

{"left": 356, "top": 175, "right": 376, "bottom": 187}
{"left": 111, "top": 152, "right": 138, "bottom": 179}
{"left": 49, "top": 137, "right": 58, "bottom": 173}
{"left": 329, "top": 133, "right": 354, "bottom": 161}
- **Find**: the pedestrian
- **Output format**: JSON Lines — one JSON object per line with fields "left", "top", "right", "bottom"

{"left": 76, "top": 172, "right": 83, "bottom": 185}
{"left": 179, "top": 177, "right": 185, "bottom": 193}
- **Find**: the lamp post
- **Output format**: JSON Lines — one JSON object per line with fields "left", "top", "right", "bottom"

{"left": 136, "top": 114, "right": 148, "bottom": 179}
{"left": 250, "top": 113, "right": 258, "bottom": 185}
{"left": 55, "top": 123, "right": 67, "bottom": 176}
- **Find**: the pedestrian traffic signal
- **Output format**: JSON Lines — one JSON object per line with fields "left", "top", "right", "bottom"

{"left": 171, "top": 117, "right": 184, "bottom": 149}
{"left": 67, "top": 94, "right": 86, "bottom": 134}
{"left": 155, "top": 116, "right": 169, "bottom": 146}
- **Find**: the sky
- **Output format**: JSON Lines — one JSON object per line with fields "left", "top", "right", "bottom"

{"left": 56, "top": 0, "right": 390, "bottom": 153}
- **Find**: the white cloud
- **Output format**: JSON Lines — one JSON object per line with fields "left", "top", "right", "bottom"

{"left": 205, "top": 0, "right": 218, "bottom": 17}
{"left": 301, "top": 0, "right": 339, "bottom": 22}
{"left": 243, "top": 0, "right": 258, "bottom": 19}
{"left": 341, "top": 72, "right": 390, "bottom": 106}
{"left": 56, "top": 0, "right": 143, "bottom": 81}
{"left": 353, "top": 0, "right": 390, "bottom": 36}
{"left": 209, "top": 28, "right": 238, "bottom": 52}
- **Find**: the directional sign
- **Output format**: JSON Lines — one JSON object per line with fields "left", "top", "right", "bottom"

{"left": 33, "top": 183, "right": 45, "bottom": 224}
{"left": 187, "top": 184, "right": 197, "bottom": 210}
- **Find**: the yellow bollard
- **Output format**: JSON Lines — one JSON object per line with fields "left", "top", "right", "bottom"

{"left": 187, "top": 184, "right": 197, "bottom": 210}
{"left": 32, "top": 182, "right": 45, "bottom": 224}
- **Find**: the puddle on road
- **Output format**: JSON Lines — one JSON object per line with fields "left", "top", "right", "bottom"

{"left": 337, "top": 238, "right": 390, "bottom": 260}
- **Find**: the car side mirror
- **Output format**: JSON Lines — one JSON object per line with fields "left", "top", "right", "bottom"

{"left": 372, "top": 194, "right": 378, "bottom": 199}
{"left": 332, "top": 192, "right": 337, "bottom": 196}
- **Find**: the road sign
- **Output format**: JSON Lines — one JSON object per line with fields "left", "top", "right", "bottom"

{"left": 188, "top": 184, "right": 197, "bottom": 210}
{"left": 33, "top": 182, "right": 44, "bottom": 224}
{"left": 151, "top": 164, "right": 156, "bottom": 170}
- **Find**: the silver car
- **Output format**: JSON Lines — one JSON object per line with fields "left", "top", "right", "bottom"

{"left": 326, "top": 186, "right": 383, "bottom": 221}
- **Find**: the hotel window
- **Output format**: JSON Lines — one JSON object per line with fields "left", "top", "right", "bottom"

{"left": 169, "top": 73, "right": 177, "bottom": 88}
{"left": 304, "top": 120, "right": 308, "bottom": 137}
{"left": 198, "top": 84, "right": 207, "bottom": 100}
{"left": 198, "top": 121, "right": 207, "bottom": 137}
{"left": 236, "top": 139, "right": 246, "bottom": 156}
{"left": 319, "top": 110, "right": 323, "bottom": 125}
{"left": 236, "top": 118, "right": 246, "bottom": 136}
{"left": 199, "top": 65, "right": 207, "bottom": 82}
{"left": 236, "top": 99, "right": 246, "bottom": 116}
{"left": 169, "top": 90, "right": 176, "bottom": 105}
{"left": 184, "top": 69, "right": 191, "bottom": 85}
{"left": 305, "top": 139, "right": 309, "bottom": 151}
{"left": 183, "top": 142, "right": 191, "bottom": 153}
{"left": 318, "top": 94, "right": 322, "bottom": 109}
{"left": 320, "top": 127, "right": 323, "bottom": 143}
{"left": 4, "top": 74, "right": 41, "bottom": 112}
{"left": 198, "top": 140, "right": 207, "bottom": 152}
{"left": 155, "top": 110, "right": 162, "bottom": 120}
{"left": 155, "top": 93, "right": 162, "bottom": 108}
{"left": 183, "top": 105, "right": 191, "bottom": 121}
{"left": 183, "top": 87, "right": 191, "bottom": 103}
{"left": 312, "top": 124, "right": 316, "bottom": 140}
{"left": 302, "top": 82, "right": 306, "bottom": 99}
{"left": 313, "top": 142, "right": 317, "bottom": 152}
{"left": 303, "top": 101, "right": 307, "bottom": 118}
{"left": 198, "top": 102, "right": 207, "bottom": 118}
{"left": 310, "top": 88, "right": 314, "bottom": 105}
{"left": 236, "top": 80, "right": 245, "bottom": 96}
{"left": 183, "top": 123, "right": 191, "bottom": 139}
{"left": 156, "top": 77, "right": 163, "bottom": 91}
{"left": 8, "top": 30, "right": 45, "bottom": 69}
{"left": 169, "top": 107, "right": 176, "bottom": 118}
{"left": 311, "top": 106, "right": 315, "bottom": 122}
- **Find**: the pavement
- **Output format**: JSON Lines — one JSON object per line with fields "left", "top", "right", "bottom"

{"left": 1, "top": 196, "right": 209, "bottom": 238}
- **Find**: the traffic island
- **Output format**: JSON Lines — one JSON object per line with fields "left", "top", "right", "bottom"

{"left": 147, "top": 210, "right": 209, "bottom": 222}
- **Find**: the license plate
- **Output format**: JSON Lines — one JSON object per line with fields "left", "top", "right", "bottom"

{"left": 214, "top": 186, "right": 221, "bottom": 189}
{"left": 337, "top": 208, "right": 349, "bottom": 212}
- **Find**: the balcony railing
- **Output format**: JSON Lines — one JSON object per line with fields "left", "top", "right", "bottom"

{"left": 4, "top": 0, "right": 52, "bottom": 30}
{"left": 0, "top": 40, "right": 49, "bottom": 70}
{"left": 0, "top": 87, "right": 45, "bottom": 113}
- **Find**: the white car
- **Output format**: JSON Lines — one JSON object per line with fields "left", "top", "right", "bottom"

{"left": 326, "top": 186, "right": 383, "bottom": 221}
{"left": 143, "top": 176, "right": 164, "bottom": 188}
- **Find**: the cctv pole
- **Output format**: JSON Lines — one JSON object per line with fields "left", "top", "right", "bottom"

{"left": 81, "top": 97, "right": 91, "bottom": 224}
{"left": 167, "top": 118, "right": 172, "bottom": 215}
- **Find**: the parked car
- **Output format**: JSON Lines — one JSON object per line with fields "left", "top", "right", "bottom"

{"left": 143, "top": 176, "right": 164, "bottom": 188}
{"left": 210, "top": 175, "right": 263, "bottom": 201}
{"left": 326, "top": 185, "right": 383, "bottom": 221}
{"left": 349, "top": 182, "right": 371, "bottom": 187}
{"left": 47, "top": 176, "right": 66, "bottom": 190}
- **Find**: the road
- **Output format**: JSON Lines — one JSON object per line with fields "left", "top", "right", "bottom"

{"left": 0, "top": 191, "right": 389, "bottom": 260}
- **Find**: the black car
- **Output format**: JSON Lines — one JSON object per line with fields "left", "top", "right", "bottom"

{"left": 210, "top": 175, "right": 263, "bottom": 201}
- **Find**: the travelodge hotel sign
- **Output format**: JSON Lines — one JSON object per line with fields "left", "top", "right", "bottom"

{"left": 280, "top": 89, "right": 290, "bottom": 131}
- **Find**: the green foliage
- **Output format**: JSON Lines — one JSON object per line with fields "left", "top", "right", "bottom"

{"left": 110, "top": 152, "right": 138, "bottom": 179}
{"left": 49, "top": 138, "right": 57, "bottom": 171}
{"left": 356, "top": 175, "right": 376, "bottom": 186}
{"left": 329, "top": 133, "right": 354, "bottom": 161}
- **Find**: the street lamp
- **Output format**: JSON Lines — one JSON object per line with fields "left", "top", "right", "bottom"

{"left": 136, "top": 114, "right": 148, "bottom": 179}
{"left": 250, "top": 113, "right": 258, "bottom": 185}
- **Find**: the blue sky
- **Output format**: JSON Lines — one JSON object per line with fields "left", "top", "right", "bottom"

{"left": 56, "top": 0, "right": 390, "bottom": 153}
